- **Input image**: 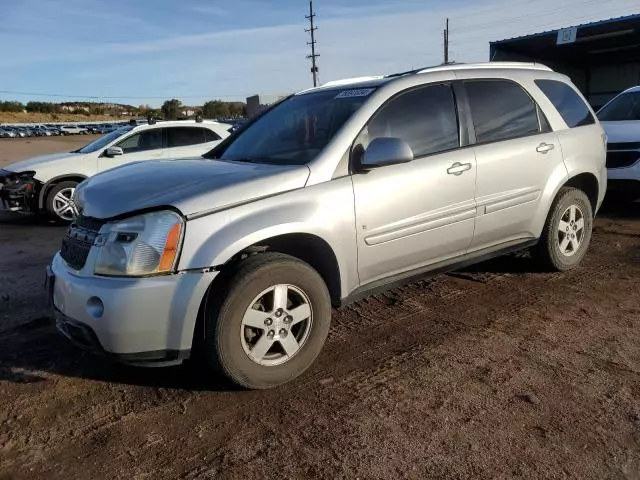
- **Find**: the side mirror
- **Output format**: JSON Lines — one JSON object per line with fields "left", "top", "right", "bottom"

{"left": 105, "top": 146, "right": 123, "bottom": 157}
{"left": 360, "top": 137, "right": 413, "bottom": 170}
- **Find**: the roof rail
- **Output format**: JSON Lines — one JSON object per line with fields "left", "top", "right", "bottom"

{"left": 415, "top": 61, "right": 552, "bottom": 74}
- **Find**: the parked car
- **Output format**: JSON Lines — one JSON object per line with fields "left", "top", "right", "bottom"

{"left": 59, "top": 125, "right": 88, "bottom": 135}
{"left": 14, "top": 126, "right": 35, "bottom": 137}
{"left": 0, "top": 127, "right": 17, "bottom": 138}
{"left": 597, "top": 85, "right": 640, "bottom": 202}
{"left": 45, "top": 124, "right": 62, "bottom": 135}
{"left": 44, "top": 63, "right": 606, "bottom": 389}
{"left": 0, "top": 120, "right": 231, "bottom": 222}
{"left": 33, "top": 125, "right": 53, "bottom": 136}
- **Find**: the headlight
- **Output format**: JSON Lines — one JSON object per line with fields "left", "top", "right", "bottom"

{"left": 94, "top": 210, "right": 183, "bottom": 277}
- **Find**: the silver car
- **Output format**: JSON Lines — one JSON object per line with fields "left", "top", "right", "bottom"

{"left": 47, "top": 62, "right": 606, "bottom": 389}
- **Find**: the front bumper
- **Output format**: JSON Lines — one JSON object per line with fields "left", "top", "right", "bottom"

{"left": 0, "top": 169, "right": 39, "bottom": 214}
{"left": 48, "top": 253, "right": 218, "bottom": 366}
{"left": 607, "top": 161, "right": 640, "bottom": 199}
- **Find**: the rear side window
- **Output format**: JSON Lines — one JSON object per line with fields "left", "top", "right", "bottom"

{"left": 359, "top": 83, "right": 459, "bottom": 158}
{"left": 465, "top": 80, "right": 540, "bottom": 143}
{"left": 167, "top": 127, "right": 219, "bottom": 147}
{"left": 204, "top": 129, "right": 222, "bottom": 142}
{"left": 535, "top": 79, "right": 595, "bottom": 127}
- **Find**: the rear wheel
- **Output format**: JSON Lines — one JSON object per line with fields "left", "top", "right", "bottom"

{"left": 45, "top": 181, "right": 79, "bottom": 223}
{"left": 203, "top": 252, "right": 332, "bottom": 389}
{"left": 533, "top": 187, "right": 593, "bottom": 271}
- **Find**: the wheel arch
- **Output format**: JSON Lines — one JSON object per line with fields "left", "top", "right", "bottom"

{"left": 38, "top": 174, "right": 88, "bottom": 209}
{"left": 562, "top": 172, "right": 599, "bottom": 214}
{"left": 206, "top": 232, "right": 342, "bottom": 307}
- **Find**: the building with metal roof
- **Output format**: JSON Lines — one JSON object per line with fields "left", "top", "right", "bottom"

{"left": 490, "top": 14, "right": 640, "bottom": 109}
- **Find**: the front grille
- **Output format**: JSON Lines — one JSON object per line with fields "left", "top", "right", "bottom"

{"left": 59, "top": 215, "right": 104, "bottom": 270}
{"left": 606, "top": 151, "right": 640, "bottom": 169}
{"left": 74, "top": 215, "right": 106, "bottom": 232}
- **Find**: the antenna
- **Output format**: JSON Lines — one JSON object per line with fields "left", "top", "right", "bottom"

{"left": 305, "top": 1, "right": 320, "bottom": 87}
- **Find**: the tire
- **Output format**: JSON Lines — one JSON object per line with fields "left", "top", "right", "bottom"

{"left": 45, "top": 180, "right": 79, "bottom": 223}
{"left": 533, "top": 187, "right": 593, "bottom": 271}
{"left": 204, "top": 252, "right": 332, "bottom": 389}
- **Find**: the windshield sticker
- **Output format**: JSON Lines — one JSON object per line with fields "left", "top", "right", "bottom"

{"left": 335, "top": 88, "right": 375, "bottom": 99}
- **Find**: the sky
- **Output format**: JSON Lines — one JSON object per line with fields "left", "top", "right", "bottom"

{"left": 1, "top": 0, "right": 639, "bottom": 106}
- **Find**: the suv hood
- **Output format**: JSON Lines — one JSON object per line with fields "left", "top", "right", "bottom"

{"left": 600, "top": 120, "right": 640, "bottom": 143}
{"left": 74, "top": 158, "right": 311, "bottom": 219}
{"left": 4, "top": 152, "right": 84, "bottom": 177}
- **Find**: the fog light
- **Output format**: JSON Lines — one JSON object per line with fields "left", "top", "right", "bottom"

{"left": 87, "top": 296, "right": 104, "bottom": 319}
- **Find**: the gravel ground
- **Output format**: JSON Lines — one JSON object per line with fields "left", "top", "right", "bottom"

{"left": 1, "top": 137, "right": 639, "bottom": 479}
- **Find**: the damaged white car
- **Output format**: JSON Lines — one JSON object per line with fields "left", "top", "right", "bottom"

{"left": 0, "top": 119, "right": 230, "bottom": 222}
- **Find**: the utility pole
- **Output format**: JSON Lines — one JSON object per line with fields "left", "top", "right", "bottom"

{"left": 305, "top": 1, "right": 319, "bottom": 87}
{"left": 443, "top": 18, "right": 449, "bottom": 65}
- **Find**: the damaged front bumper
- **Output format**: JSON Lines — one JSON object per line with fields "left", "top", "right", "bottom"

{"left": 0, "top": 169, "right": 40, "bottom": 214}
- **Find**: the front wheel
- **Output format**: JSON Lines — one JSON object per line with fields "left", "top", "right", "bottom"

{"left": 45, "top": 181, "right": 79, "bottom": 223}
{"left": 204, "top": 252, "right": 332, "bottom": 389}
{"left": 533, "top": 187, "right": 593, "bottom": 271}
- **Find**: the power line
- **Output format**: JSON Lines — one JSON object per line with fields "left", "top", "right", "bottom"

{"left": 451, "top": 0, "right": 606, "bottom": 35}
{"left": 449, "top": 5, "right": 639, "bottom": 46}
{"left": 305, "top": 0, "right": 320, "bottom": 87}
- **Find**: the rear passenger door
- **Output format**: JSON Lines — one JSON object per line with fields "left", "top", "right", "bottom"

{"left": 461, "top": 78, "right": 565, "bottom": 251}
{"left": 165, "top": 126, "right": 222, "bottom": 159}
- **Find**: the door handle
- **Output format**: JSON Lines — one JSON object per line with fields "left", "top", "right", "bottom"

{"left": 447, "top": 162, "right": 472, "bottom": 176}
{"left": 536, "top": 142, "right": 555, "bottom": 154}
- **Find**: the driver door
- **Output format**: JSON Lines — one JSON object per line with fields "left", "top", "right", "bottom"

{"left": 352, "top": 83, "right": 477, "bottom": 285}
{"left": 98, "top": 128, "right": 166, "bottom": 172}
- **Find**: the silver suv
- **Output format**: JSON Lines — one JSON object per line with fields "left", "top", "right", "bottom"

{"left": 46, "top": 62, "right": 607, "bottom": 389}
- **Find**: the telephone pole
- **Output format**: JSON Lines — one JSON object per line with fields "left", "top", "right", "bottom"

{"left": 443, "top": 18, "right": 450, "bottom": 65}
{"left": 305, "top": 1, "right": 320, "bottom": 87}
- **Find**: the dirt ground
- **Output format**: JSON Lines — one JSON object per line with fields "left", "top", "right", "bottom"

{"left": 1, "top": 137, "right": 639, "bottom": 479}
{"left": 0, "top": 136, "right": 99, "bottom": 166}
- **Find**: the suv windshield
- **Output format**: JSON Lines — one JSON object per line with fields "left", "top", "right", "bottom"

{"left": 75, "top": 126, "right": 135, "bottom": 154}
{"left": 598, "top": 91, "right": 640, "bottom": 121}
{"left": 215, "top": 88, "right": 374, "bottom": 165}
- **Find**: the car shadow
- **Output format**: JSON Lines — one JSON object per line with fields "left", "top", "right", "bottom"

{"left": 0, "top": 212, "right": 59, "bottom": 226}
{"left": 0, "top": 317, "right": 242, "bottom": 392}
{"left": 598, "top": 197, "right": 640, "bottom": 220}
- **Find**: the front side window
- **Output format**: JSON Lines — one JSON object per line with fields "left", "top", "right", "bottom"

{"left": 465, "top": 79, "right": 540, "bottom": 143}
{"left": 117, "top": 129, "right": 163, "bottom": 154}
{"left": 536, "top": 79, "right": 595, "bottom": 127}
{"left": 217, "top": 89, "right": 371, "bottom": 165}
{"left": 354, "top": 83, "right": 459, "bottom": 160}
{"left": 167, "top": 127, "right": 219, "bottom": 148}
{"left": 77, "top": 126, "right": 135, "bottom": 154}
{"left": 597, "top": 91, "right": 640, "bottom": 122}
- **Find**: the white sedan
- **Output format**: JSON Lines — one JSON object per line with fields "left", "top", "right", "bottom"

{"left": 0, "top": 120, "right": 231, "bottom": 222}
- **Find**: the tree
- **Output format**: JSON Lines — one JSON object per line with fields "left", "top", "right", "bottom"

{"left": 161, "top": 99, "right": 182, "bottom": 120}
{"left": 202, "top": 100, "right": 230, "bottom": 119}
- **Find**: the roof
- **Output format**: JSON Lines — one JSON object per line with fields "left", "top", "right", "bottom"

{"left": 299, "top": 61, "right": 555, "bottom": 95}
{"left": 490, "top": 14, "right": 640, "bottom": 67}
{"left": 132, "top": 119, "right": 231, "bottom": 130}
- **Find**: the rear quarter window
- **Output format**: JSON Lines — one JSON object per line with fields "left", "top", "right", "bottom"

{"left": 535, "top": 79, "right": 595, "bottom": 128}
